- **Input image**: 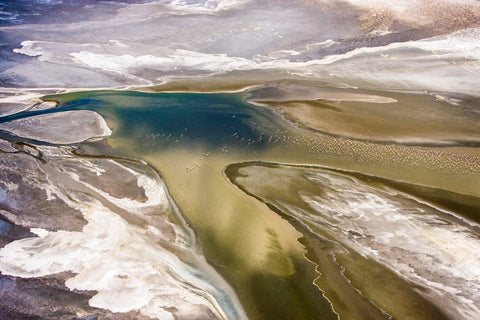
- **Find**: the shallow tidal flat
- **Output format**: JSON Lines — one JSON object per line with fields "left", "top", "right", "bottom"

{"left": 246, "top": 82, "right": 480, "bottom": 146}
{"left": 0, "top": 85, "right": 479, "bottom": 319}
{"left": 225, "top": 162, "right": 480, "bottom": 320}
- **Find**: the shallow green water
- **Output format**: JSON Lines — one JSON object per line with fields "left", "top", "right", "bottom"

{"left": 35, "top": 90, "right": 480, "bottom": 320}
{"left": 41, "top": 90, "right": 339, "bottom": 319}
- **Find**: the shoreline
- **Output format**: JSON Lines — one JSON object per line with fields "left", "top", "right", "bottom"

{"left": 0, "top": 85, "right": 479, "bottom": 319}
{"left": 12, "top": 77, "right": 479, "bottom": 151}
{"left": 2, "top": 83, "right": 480, "bottom": 197}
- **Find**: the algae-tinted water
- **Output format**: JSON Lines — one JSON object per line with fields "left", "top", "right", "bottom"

{"left": 35, "top": 89, "right": 480, "bottom": 320}
{"left": 41, "top": 90, "right": 339, "bottom": 320}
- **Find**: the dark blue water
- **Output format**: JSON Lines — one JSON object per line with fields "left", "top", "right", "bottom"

{"left": 40, "top": 90, "right": 288, "bottom": 152}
